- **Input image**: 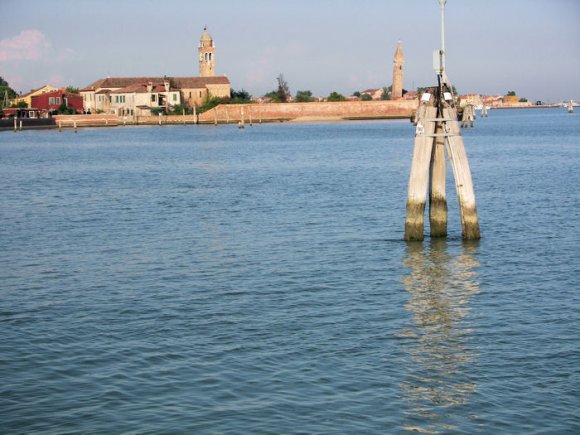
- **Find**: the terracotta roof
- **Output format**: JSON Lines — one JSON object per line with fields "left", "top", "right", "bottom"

{"left": 81, "top": 76, "right": 229, "bottom": 92}
{"left": 172, "top": 76, "right": 229, "bottom": 88}
{"left": 111, "top": 83, "right": 178, "bottom": 94}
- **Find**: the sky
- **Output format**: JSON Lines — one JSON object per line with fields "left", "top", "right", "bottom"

{"left": 1, "top": 0, "right": 578, "bottom": 103}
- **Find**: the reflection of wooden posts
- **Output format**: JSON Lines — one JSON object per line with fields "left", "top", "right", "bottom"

{"left": 193, "top": 105, "right": 198, "bottom": 124}
{"left": 13, "top": 117, "right": 17, "bottom": 132}
{"left": 405, "top": 86, "right": 480, "bottom": 241}
{"left": 481, "top": 105, "right": 488, "bottom": 117}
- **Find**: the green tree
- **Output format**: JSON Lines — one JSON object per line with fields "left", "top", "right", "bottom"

{"left": 65, "top": 86, "right": 80, "bottom": 94}
{"left": 57, "top": 102, "right": 75, "bottom": 114}
{"left": 519, "top": 97, "right": 528, "bottom": 103}
{"left": 230, "top": 88, "right": 252, "bottom": 103}
{"left": 507, "top": 90, "right": 516, "bottom": 96}
{"left": 167, "top": 103, "right": 193, "bottom": 115}
{"left": 265, "top": 74, "right": 291, "bottom": 103}
{"left": 0, "top": 76, "right": 18, "bottom": 108}
{"left": 295, "top": 90, "right": 314, "bottom": 102}
{"left": 327, "top": 91, "right": 346, "bottom": 102}
{"left": 380, "top": 86, "right": 391, "bottom": 100}
{"left": 197, "top": 95, "right": 224, "bottom": 113}
{"left": 361, "top": 93, "right": 373, "bottom": 101}
{"left": 352, "top": 91, "right": 361, "bottom": 98}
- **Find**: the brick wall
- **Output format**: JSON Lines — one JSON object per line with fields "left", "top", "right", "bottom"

{"left": 198, "top": 100, "right": 417, "bottom": 123}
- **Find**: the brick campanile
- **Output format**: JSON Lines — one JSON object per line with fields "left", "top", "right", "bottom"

{"left": 391, "top": 40, "right": 404, "bottom": 99}
{"left": 199, "top": 27, "right": 215, "bottom": 77}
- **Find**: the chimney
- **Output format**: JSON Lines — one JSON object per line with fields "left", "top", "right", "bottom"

{"left": 147, "top": 82, "right": 153, "bottom": 93}
{"left": 164, "top": 80, "right": 170, "bottom": 92}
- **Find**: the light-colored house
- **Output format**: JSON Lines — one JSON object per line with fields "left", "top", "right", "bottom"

{"left": 109, "top": 81, "right": 181, "bottom": 116}
{"left": 80, "top": 76, "right": 230, "bottom": 114}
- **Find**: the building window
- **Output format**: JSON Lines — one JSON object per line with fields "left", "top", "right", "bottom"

{"left": 56, "top": 97, "right": 61, "bottom": 104}
{"left": 189, "top": 92, "right": 192, "bottom": 98}
{"left": 151, "top": 94, "right": 157, "bottom": 103}
{"left": 49, "top": 97, "right": 55, "bottom": 105}
{"left": 172, "top": 94, "right": 177, "bottom": 102}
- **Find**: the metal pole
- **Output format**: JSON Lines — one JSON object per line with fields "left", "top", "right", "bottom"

{"left": 439, "top": 0, "right": 446, "bottom": 55}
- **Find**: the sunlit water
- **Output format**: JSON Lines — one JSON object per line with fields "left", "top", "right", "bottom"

{"left": 1, "top": 109, "right": 578, "bottom": 433}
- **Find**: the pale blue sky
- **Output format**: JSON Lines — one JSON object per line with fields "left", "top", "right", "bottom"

{"left": 1, "top": 0, "right": 578, "bottom": 102}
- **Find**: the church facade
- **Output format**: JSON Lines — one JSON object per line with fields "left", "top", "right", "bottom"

{"left": 80, "top": 28, "right": 230, "bottom": 115}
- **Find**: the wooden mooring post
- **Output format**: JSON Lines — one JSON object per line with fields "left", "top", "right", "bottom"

{"left": 404, "top": 0, "right": 480, "bottom": 241}
{"left": 404, "top": 85, "right": 480, "bottom": 241}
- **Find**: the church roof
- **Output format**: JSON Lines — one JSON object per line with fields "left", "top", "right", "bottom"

{"left": 81, "top": 76, "right": 230, "bottom": 92}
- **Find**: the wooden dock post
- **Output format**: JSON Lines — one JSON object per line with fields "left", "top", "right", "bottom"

{"left": 214, "top": 108, "right": 218, "bottom": 126}
{"left": 404, "top": 0, "right": 480, "bottom": 241}
{"left": 429, "top": 121, "right": 448, "bottom": 237}
{"left": 14, "top": 117, "right": 17, "bottom": 132}
{"left": 405, "top": 94, "right": 437, "bottom": 240}
{"left": 404, "top": 87, "right": 480, "bottom": 241}
{"left": 74, "top": 120, "right": 77, "bottom": 133}
{"left": 193, "top": 105, "right": 198, "bottom": 124}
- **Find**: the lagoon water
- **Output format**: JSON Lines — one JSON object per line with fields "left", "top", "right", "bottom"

{"left": 1, "top": 109, "right": 579, "bottom": 433}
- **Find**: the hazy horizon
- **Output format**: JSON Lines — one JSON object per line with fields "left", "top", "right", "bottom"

{"left": 1, "top": 0, "right": 579, "bottom": 103}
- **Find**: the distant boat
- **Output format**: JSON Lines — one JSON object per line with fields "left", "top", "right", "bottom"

{"left": 567, "top": 101, "right": 574, "bottom": 113}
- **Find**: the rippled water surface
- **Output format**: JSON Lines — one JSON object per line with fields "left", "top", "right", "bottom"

{"left": 1, "top": 109, "right": 579, "bottom": 433}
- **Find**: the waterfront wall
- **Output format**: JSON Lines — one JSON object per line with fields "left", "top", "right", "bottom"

{"left": 197, "top": 100, "right": 417, "bottom": 124}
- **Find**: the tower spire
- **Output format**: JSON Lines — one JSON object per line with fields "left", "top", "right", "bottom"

{"left": 391, "top": 40, "right": 404, "bottom": 100}
{"left": 198, "top": 27, "right": 215, "bottom": 77}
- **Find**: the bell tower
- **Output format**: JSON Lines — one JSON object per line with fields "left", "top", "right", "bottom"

{"left": 391, "top": 40, "right": 404, "bottom": 99}
{"left": 199, "top": 27, "right": 215, "bottom": 77}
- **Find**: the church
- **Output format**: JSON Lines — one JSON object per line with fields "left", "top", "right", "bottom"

{"left": 80, "top": 28, "right": 231, "bottom": 116}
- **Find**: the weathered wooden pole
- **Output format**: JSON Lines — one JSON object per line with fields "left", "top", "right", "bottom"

{"left": 429, "top": 121, "right": 447, "bottom": 237}
{"left": 405, "top": 95, "right": 437, "bottom": 241}
{"left": 443, "top": 106, "right": 480, "bottom": 239}
{"left": 404, "top": 0, "right": 480, "bottom": 241}
{"left": 214, "top": 108, "right": 218, "bottom": 126}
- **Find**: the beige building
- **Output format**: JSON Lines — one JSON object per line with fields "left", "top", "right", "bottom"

{"left": 80, "top": 28, "right": 230, "bottom": 114}
{"left": 109, "top": 81, "right": 181, "bottom": 116}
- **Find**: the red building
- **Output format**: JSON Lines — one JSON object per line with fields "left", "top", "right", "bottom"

{"left": 31, "top": 89, "right": 84, "bottom": 114}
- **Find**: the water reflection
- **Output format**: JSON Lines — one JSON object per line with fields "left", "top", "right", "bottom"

{"left": 400, "top": 239, "right": 480, "bottom": 433}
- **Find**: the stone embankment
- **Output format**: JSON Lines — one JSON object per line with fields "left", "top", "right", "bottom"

{"left": 198, "top": 100, "right": 417, "bottom": 124}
